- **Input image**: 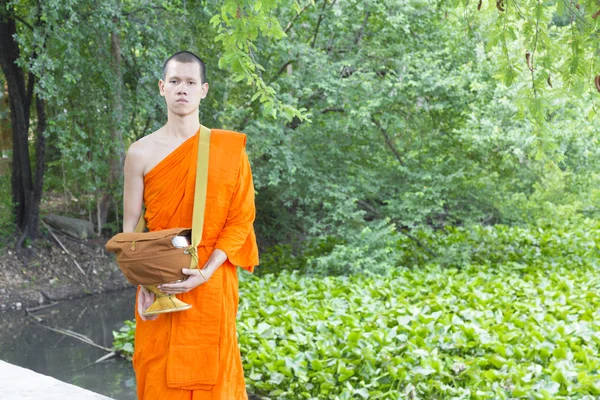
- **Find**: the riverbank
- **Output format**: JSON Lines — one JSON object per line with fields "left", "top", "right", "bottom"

{"left": 0, "top": 234, "right": 130, "bottom": 311}
{"left": 1, "top": 289, "right": 138, "bottom": 399}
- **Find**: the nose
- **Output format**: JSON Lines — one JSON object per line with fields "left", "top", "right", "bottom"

{"left": 176, "top": 82, "right": 186, "bottom": 95}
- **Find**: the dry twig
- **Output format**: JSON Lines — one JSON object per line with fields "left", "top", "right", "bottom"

{"left": 42, "top": 220, "right": 86, "bottom": 276}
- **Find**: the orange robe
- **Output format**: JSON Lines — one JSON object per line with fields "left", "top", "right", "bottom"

{"left": 132, "top": 129, "right": 259, "bottom": 400}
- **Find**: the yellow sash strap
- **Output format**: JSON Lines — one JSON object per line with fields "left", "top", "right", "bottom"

{"left": 135, "top": 125, "right": 212, "bottom": 271}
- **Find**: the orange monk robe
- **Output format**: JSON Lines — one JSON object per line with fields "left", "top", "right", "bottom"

{"left": 132, "top": 129, "right": 259, "bottom": 400}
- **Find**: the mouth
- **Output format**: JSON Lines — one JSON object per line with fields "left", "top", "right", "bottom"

{"left": 176, "top": 98, "right": 188, "bottom": 103}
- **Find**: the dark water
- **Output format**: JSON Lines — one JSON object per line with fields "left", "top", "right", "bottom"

{"left": 0, "top": 289, "right": 138, "bottom": 400}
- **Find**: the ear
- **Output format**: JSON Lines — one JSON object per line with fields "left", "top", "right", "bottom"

{"left": 200, "top": 83, "right": 209, "bottom": 99}
{"left": 158, "top": 79, "right": 165, "bottom": 97}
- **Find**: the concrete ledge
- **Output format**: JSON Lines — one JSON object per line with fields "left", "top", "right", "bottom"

{"left": 0, "top": 360, "right": 114, "bottom": 400}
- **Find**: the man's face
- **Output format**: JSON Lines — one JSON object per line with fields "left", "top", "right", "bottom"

{"left": 159, "top": 61, "right": 208, "bottom": 116}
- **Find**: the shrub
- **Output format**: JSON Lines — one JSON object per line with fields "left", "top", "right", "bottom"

{"left": 238, "top": 263, "right": 600, "bottom": 399}
{"left": 259, "top": 218, "right": 600, "bottom": 276}
{"left": 112, "top": 320, "right": 135, "bottom": 360}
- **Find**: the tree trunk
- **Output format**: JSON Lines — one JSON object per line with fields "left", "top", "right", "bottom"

{"left": 97, "top": 29, "right": 125, "bottom": 234}
{"left": 0, "top": 3, "right": 46, "bottom": 244}
{"left": 0, "top": 8, "right": 34, "bottom": 235}
{"left": 110, "top": 30, "right": 125, "bottom": 174}
{"left": 30, "top": 94, "right": 47, "bottom": 238}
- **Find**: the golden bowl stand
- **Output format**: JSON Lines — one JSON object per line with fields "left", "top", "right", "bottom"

{"left": 142, "top": 284, "right": 192, "bottom": 316}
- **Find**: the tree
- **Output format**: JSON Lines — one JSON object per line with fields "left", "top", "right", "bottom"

{"left": 2, "top": 0, "right": 597, "bottom": 260}
{"left": 0, "top": 0, "right": 47, "bottom": 247}
{"left": 443, "top": 0, "right": 600, "bottom": 152}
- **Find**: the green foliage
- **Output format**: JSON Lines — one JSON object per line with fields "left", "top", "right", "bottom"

{"left": 243, "top": 0, "right": 600, "bottom": 250}
{"left": 115, "top": 221, "right": 600, "bottom": 398}
{"left": 0, "top": 174, "right": 15, "bottom": 242}
{"left": 441, "top": 0, "right": 600, "bottom": 159}
{"left": 6, "top": 0, "right": 599, "bottom": 243}
{"left": 404, "top": 219, "right": 600, "bottom": 270}
{"left": 257, "top": 235, "right": 344, "bottom": 276}
{"left": 210, "top": 0, "right": 307, "bottom": 121}
{"left": 306, "top": 219, "right": 402, "bottom": 276}
{"left": 238, "top": 263, "right": 600, "bottom": 399}
{"left": 112, "top": 319, "right": 135, "bottom": 361}
{"left": 259, "top": 215, "right": 600, "bottom": 277}
{"left": 7, "top": 0, "right": 309, "bottom": 233}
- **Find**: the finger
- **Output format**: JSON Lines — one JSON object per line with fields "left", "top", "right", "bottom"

{"left": 137, "top": 291, "right": 145, "bottom": 319}
{"left": 159, "top": 283, "right": 178, "bottom": 290}
{"left": 182, "top": 268, "right": 200, "bottom": 276}
{"left": 139, "top": 308, "right": 159, "bottom": 321}
{"left": 158, "top": 279, "right": 186, "bottom": 289}
{"left": 140, "top": 291, "right": 153, "bottom": 305}
{"left": 137, "top": 288, "right": 158, "bottom": 321}
{"left": 141, "top": 286, "right": 153, "bottom": 297}
{"left": 158, "top": 285, "right": 183, "bottom": 294}
{"left": 138, "top": 302, "right": 147, "bottom": 321}
{"left": 161, "top": 287, "right": 187, "bottom": 295}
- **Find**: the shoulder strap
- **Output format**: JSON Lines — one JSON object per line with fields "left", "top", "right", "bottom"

{"left": 133, "top": 125, "right": 211, "bottom": 266}
{"left": 134, "top": 211, "right": 146, "bottom": 233}
{"left": 188, "top": 125, "right": 211, "bottom": 269}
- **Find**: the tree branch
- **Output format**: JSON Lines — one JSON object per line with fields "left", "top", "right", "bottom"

{"left": 371, "top": 115, "right": 405, "bottom": 166}
{"left": 355, "top": 10, "right": 369, "bottom": 45}
{"left": 321, "top": 107, "right": 344, "bottom": 113}
{"left": 357, "top": 200, "right": 439, "bottom": 258}
{"left": 29, "top": 318, "right": 112, "bottom": 352}
{"left": 14, "top": 15, "right": 34, "bottom": 31}
{"left": 284, "top": 1, "right": 317, "bottom": 34}
{"left": 25, "top": 71, "right": 35, "bottom": 122}
{"left": 311, "top": 0, "right": 329, "bottom": 48}
{"left": 270, "top": 59, "right": 296, "bottom": 83}
{"left": 122, "top": 5, "right": 167, "bottom": 17}
{"left": 140, "top": 116, "right": 152, "bottom": 139}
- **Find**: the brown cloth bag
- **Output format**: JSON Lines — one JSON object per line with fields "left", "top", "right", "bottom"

{"left": 105, "top": 126, "right": 211, "bottom": 286}
{"left": 106, "top": 227, "right": 191, "bottom": 285}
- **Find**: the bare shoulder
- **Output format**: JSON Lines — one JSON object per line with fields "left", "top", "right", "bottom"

{"left": 128, "top": 128, "right": 164, "bottom": 156}
{"left": 125, "top": 128, "right": 165, "bottom": 174}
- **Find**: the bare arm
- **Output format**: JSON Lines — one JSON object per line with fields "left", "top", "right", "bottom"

{"left": 123, "top": 143, "right": 146, "bottom": 233}
{"left": 123, "top": 142, "right": 158, "bottom": 321}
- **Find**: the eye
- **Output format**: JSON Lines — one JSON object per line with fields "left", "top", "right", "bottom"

{"left": 170, "top": 80, "right": 178, "bottom": 84}
{"left": 188, "top": 81, "right": 195, "bottom": 85}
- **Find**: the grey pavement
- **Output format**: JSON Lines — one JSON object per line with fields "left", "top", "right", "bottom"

{"left": 0, "top": 360, "right": 114, "bottom": 400}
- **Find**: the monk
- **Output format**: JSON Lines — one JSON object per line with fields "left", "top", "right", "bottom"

{"left": 122, "top": 51, "right": 259, "bottom": 400}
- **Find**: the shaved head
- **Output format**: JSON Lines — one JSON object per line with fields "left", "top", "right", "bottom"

{"left": 162, "top": 51, "right": 207, "bottom": 84}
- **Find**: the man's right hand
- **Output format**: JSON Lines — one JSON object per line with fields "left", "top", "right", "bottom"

{"left": 137, "top": 286, "right": 159, "bottom": 321}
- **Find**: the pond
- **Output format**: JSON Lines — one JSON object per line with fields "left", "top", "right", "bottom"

{"left": 0, "top": 289, "right": 138, "bottom": 400}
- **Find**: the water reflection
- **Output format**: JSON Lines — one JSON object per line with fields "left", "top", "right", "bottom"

{"left": 0, "top": 289, "right": 138, "bottom": 400}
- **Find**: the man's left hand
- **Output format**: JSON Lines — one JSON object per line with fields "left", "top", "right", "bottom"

{"left": 158, "top": 268, "right": 211, "bottom": 294}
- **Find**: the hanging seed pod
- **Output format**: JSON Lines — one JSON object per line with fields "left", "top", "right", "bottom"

{"left": 595, "top": 75, "right": 600, "bottom": 93}
{"left": 496, "top": 0, "right": 505, "bottom": 12}
{"left": 547, "top": 76, "right": 552, "bottom": 88}
{"left": 478, "top": 0, "right": 483, "bottom": 11}
{"left": 525, "top": 51, "right": 533, "bottom": 72}
{"left": 592, "top": 10, "right": 600, "bottom": 19}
